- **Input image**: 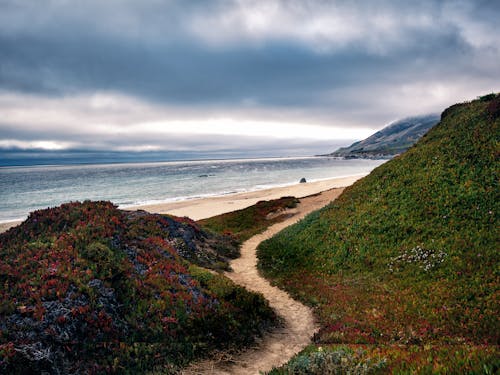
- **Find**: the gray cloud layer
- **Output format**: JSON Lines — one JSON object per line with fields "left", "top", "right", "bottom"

{"left": 0, "top": 0, "right": 499, "bottom": 155}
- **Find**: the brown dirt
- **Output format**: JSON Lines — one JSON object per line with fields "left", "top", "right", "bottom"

{"left": 182, "top": 187, "right": 344, "bottom": 374}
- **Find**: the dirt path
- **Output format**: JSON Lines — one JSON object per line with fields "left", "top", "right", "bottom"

{"left": 183, "top": 187, "right": 345, "bottom": 374}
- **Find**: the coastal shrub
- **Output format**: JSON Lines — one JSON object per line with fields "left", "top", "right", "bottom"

{"left": 486, "top": 94, "right": 500, "bottom": 119}
{"left": 478, "top": 93, "right": 496, "bottom": 102}
{"left": 0, "top": 201, "right": 277, "bottom": 373}
{"left": 258, "top": 95, "right": 500, "bottom": 371}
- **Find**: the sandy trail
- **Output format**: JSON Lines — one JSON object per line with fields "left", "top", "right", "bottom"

{"left": 183, "top": 187, "right": 344, "bottom": 374}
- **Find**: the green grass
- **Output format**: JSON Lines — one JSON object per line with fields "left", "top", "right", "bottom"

{"left": 258, "top": 95, "right": 500, "bottom": 373}
{"left": 199, "top": 196, "right": 299, "bottom": 243}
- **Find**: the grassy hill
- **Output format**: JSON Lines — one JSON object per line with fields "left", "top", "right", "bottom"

{"left": 326, "top": 114, "right": 439, "bottom": 159}
{"left": 259, "top": 94, "right": 499, "bottom": 373}
{"left": 0, "top": 201, "right": 277, "bottom": 373}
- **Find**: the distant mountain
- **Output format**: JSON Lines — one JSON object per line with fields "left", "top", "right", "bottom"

{"left": 326, "top": 114, "right": 440, "bottom": 159}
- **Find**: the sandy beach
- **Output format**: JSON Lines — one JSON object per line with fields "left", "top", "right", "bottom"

{"left": 0, "top": 174, "right": 363, "bottom": 234}
{"left": 0, "top": 221, "right": 22, "bottom": 233}
{"left": 125, "top": 174, "right": 364, "bottom": 220}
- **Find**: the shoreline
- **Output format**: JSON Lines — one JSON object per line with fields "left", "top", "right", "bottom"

{"left": 0, "top": 174, "right": 364, "bottom": 233}
{"left": 125, "top": 174, "right": 364, "bottom": 220}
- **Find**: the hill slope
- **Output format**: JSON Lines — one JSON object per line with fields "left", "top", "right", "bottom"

{"left": 327, "top": 114, "right": 439, "bottom": 158}
{"left": 0, "top": 201, "right": 277, "bottom": 373}
{"left": 259, "top": 95, "right": 499, "bottom": 372}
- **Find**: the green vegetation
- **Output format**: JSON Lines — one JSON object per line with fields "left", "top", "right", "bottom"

{"left": 259, "top": 95, "right": 500, "bottom": 373}
{"left": 0, "top": 201, "right": 277, "bottom": 373}
{"left": 269, "top": 345, "right": 499, "bottom": 374}
{"left": 199, "top": 196, "right": 299, "bottom": 243}
{"left": 268, "top": 345, "right": 386, "bottom": 374}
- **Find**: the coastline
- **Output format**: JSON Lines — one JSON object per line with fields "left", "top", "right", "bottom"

{"left": 0, "top": 174, "right": 364, "bottom": 233}
{"left": 125, "top": 174, "right": 364, "bottom": 220}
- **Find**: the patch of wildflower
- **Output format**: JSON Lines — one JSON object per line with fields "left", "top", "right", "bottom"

{"left": 268, "top": 347, "right": 386, "bottom": 374}
{"left": 388, "top": 246, "right": 447, "bottom": 272}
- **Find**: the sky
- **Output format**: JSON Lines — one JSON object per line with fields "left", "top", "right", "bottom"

{"left": 1, "top": 0, "right": 499, "bottom": 160}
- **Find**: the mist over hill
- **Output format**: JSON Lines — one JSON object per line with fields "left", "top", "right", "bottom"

{"left": 326, "top": 114, "right": 440, "bottom": 159}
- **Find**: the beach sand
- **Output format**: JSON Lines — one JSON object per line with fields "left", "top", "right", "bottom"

{"left": 0, "top": 174, "right": 364, "bottom": 233}
{"left": 0, "top": 221, "right": 21, "bottom": 233}
{"left": 125, "top": 174, "right": 364, "bottom": 220}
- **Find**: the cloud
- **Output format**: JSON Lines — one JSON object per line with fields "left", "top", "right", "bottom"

{"left": 0, "top": 0, "right": 499, "bottom": 156}
{"left": 0, "top": 91, "right": 367, "bottom": 156}
{"left": 188, "top": 1, "right": 500, "bottom": 55}
{"left": 188, "top": 1, "right": 431, "bottom": 52}
{"left": 0, "top": 140, "right": 76, "bottom": 151}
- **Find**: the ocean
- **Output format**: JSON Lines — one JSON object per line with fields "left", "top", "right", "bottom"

{"left": 0, "top": 157, "right": 386, "bottom": 223}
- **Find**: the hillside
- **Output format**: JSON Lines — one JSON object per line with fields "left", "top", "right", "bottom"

{"left": 199, "top": 196, "right": 300, "bottom": 243}
{"left": 259, "top": 94, "right": 499, "bottom": 373}
{"left": 0, "top": 201, "right": 277, "bottom": 373}
{"left": 326, "top": 114, "right": 439, "bottom": 159}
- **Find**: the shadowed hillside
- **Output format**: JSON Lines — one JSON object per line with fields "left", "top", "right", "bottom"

{"left": 259, "top": 94, "right": 499, "bottom": 373}
{"left": 0, "top": 201, "right": 277, "bottom": 373}
{"left": 326, "top": 114, "right": 439, "bottom": 159}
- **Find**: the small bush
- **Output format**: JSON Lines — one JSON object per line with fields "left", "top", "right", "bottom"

{"left": 486, "top": 95, "right": 500, "bottom": 119}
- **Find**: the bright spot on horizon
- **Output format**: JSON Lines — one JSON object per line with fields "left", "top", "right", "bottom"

{"left": 122, "top": 119, "right": 373, "bottom": 141}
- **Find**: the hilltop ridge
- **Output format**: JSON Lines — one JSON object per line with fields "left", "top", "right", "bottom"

{"left": 325, "top": 114, "right": 439, "bottom": 159}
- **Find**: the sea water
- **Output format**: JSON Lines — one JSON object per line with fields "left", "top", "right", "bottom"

{"left": 0, "top": 157, "right": 386, "bottom": 223}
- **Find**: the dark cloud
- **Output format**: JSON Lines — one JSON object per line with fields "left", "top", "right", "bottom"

{"left": 0, "top": 0, "right": 499, "bottom": 155}
{"left": 0, "top": 28, "right": 488, "bottom": 108}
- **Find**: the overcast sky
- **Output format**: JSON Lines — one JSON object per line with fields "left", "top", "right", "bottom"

{"left": 1, "top": 0, "right": 499, "bottom": 157}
